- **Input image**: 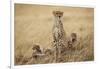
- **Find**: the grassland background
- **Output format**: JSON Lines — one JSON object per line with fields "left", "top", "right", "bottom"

{"left": 14, "top": 4, "right": 94, "bottom": 65}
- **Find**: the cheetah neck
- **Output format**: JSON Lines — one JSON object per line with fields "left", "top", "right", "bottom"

{"left": 54, "top": 17, "right": 63, "bottom": 29}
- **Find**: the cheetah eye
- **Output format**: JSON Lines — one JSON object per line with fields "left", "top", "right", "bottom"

{"left": 59, "top": 16, "right": 61, "bottom": 18}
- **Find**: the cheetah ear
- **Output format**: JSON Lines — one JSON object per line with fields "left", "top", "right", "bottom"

{"left": 53, "top": 11, "right": 56, "bottom": 15}
{"left": 61, "top": 12, "right": 63, "bottom": 15}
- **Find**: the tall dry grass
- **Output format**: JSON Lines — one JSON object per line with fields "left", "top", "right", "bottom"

{"left": 15, "top": 33, "right": 94, "bottom": 65}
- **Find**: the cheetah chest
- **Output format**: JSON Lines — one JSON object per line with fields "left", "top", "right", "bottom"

{"left": 53, "top": 27, "right": 62, "bottom": 40}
